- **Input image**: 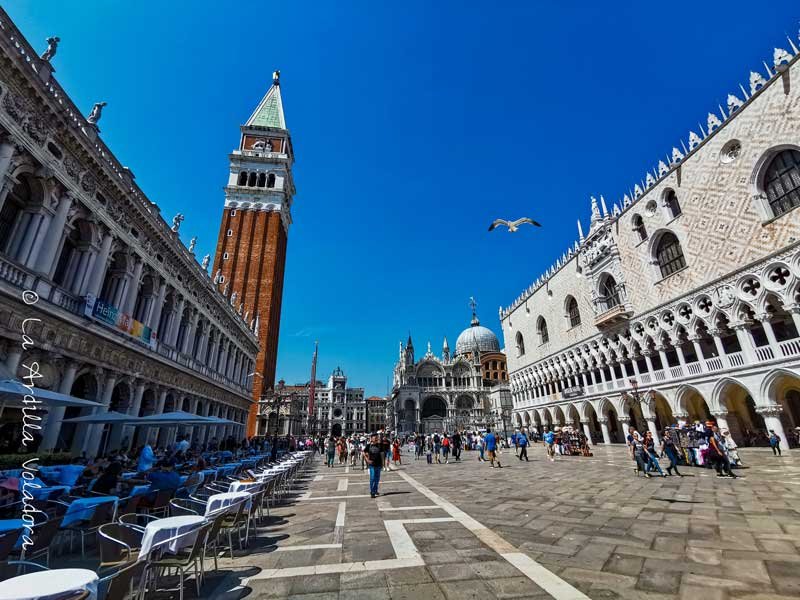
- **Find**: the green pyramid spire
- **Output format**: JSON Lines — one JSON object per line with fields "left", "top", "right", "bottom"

{"left": 246, "top": 70, "right": 286, "bottom": 129}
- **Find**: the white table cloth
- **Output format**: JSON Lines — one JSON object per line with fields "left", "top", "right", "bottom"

{"left": 205, "top": 491, "right": 250, "bottom": 515}
{"left": 0, "top": 568, "right": 99, "bottom": 600}
{"left": 139, "top": 515, "right": 205, "bottom": 560}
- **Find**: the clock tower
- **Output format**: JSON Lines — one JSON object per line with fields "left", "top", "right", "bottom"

{"left": 212, "top": 71, "right": 295, "bottom": 436}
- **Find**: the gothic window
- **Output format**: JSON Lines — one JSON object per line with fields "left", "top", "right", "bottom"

{"left": 764, "top": 149, "right": 800, "bottom": 217}
{"left": 247, "top": 172, "right": 257, "bottom": 187}
{"left": 267, "top": 173, "right": 276, "bottom": 188}
{"left": 656, "top": 232, "right": 686, "bottom": 277}
{"left": 537, "top": 317, "right": 549, "bottom": 345}
{"left": 665, "top": 189, "right": 682, "bottom": 218}
{"left": 566, "top": 296, "right": 581, "bottom": 328}
{"left": 632, "top": 214, "right": 647, "bottom": 242}
{"left": 515, "top": 332, "right": 525, "bottom": 356}
{"left": 599, "top": 274, "right": 621, "bottom": 310}
{"left": 257, "top": 173, "right": 266, "bottom": 187}
{"left": 237, "top": 172, "right": 248, "bottom": 186}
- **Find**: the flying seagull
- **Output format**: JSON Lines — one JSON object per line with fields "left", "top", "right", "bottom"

{"left": 488, "top": 217, "right": 542, "bottom": 232}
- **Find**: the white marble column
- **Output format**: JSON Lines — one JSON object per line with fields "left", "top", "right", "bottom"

{"left": 757, "top": 314, "right": 782, "bottom": 358}
{"left": 121, "top": 381, "right": 146, "bottom": 451}
{"left": 581, "top": 420, "right": 593, "bottom": 444}
{"left": 168, "top": 297, "right": 186, "bottom": 347}
{"left": 84, "top": 372, "right": 118, "bottom": 458}
{"left": 646, "top": 418, "right": 661, "bottom": 447}
{"left": 35, "top": 191, "right": 74, "bottom": 275}
{"left": 122, "top": 256, "right": 144, "bottom": 315}
{"left": 85, "top": 231, "right": 113, "bottom": 298}
{"left": 598, "top": 417, "right": 612, "bottom": 444}
{"left": 757, "top": 405, "right": 790, "bottom": 450}
{"left": 40, "top": 360, "right": 79, "bottom": 451}
{"left": 733, "top": 323, "right": 758, "bottom": 363}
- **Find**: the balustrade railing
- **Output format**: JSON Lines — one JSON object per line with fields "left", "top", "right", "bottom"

{"left": 726, "top": 351, "right": 745, "bottom": 367}
{"left": 779, "top": 338, "right": 800, "bottom": 357}
{"left": 687, "top": 362, "right": 704, "bottom": 375}
{"left": 669, "top": 365, "right": 684, "bottom": 379}
{"left": 755, "top": 345, "right": 775, "bottom": 362}
{"left": 704, "top": 357, "right": 724, "bottom": 371}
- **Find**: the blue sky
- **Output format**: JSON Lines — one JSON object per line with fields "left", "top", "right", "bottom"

{"left": 7, "top": 1, "right": 799, "bottom": 396}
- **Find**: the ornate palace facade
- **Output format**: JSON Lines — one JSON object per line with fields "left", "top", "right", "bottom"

{"left": 0, "top": 8, "right": 257, "bottom": 456}
{"left": 501, "top": 38, "right": 800, "bottom": 449}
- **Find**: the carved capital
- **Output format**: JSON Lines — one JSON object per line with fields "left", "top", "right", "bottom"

{"left": 756, "top": 404, "right": 783, "bottom": 418}
{"left": 711, "top": 410, "right": 729, "bottom": 418}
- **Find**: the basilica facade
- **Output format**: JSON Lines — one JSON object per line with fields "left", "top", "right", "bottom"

{"left": 390, "top": 307, "right": 507, "bottom": 434}
{"left": 0, "top": 8, "right": 257, "bottom": 456}
{"left": 501, "top": 38, "right": 800, "bottom": 450}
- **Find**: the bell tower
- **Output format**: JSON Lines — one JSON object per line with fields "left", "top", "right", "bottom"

{"left": 213, "top": 71, "right": 296, "bottom": 436}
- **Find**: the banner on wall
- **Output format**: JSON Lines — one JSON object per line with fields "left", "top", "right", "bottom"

{"left": 84, "top": 294, "right": 153, "bottom": 346}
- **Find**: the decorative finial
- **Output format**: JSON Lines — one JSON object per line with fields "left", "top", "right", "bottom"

{"left": 590, "top": 196, "right": 601, "bottom": 223}
{"left": 577, "top": 219, "right": 584, "bottom": 241}
{"left": 41, "top": 36, "right": 60, "bottom": 62}
{"left": 469, "top": 297, "right": 479, "bottom": 326}
{"left": 171, "top": 213, "right": 184, "bottom": 232}
{"left": 600, "top": 195, "right": 609, "bottom": 216}
{"left": 273, "top": 70, "right": 280, "bottom": 85}
{"left": 86, "top": 101, "right": 107, "bottom": 126}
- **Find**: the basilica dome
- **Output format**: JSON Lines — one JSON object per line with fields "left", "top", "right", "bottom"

{"left": 455, "top": 320, "right": 501, "bottom": 356}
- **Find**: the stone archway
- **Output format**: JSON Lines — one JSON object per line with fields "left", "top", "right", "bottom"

{"left": 421, "top": 396, "right": 447, "bottom": 433}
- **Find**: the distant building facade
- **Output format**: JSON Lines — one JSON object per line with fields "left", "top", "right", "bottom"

{"left": 366, "top": 395, "right": 387, "bottom": 432}
{"left": 390, "top": 305, "right": 506, "bottom": 434}
{"left": 501, "top": 38, "right": 800, "bottom": 449}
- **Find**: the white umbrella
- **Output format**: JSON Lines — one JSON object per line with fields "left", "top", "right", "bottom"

{"left": 62, "top": 411, "right": 140, "bottom": 424}
{"left": 0, "top": 379, "right": 102, "bottom": 409}
{"left": 137, "top": 411, "right": 225, "bottom": 426}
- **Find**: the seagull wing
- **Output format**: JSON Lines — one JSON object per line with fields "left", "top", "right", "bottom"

{"left": 488, "top": 219, "right": 509, "bottom": 232}
{"left": 511, "top": 217, "right": 542, "bottom": 228}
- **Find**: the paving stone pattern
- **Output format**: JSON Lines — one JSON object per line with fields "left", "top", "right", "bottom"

{"left": 211, "top": 444, "right": 800, "bottom": 600}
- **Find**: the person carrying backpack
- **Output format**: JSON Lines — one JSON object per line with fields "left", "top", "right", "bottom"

{"left": 768, "top": 430, "right": 782, "bottom": 456}
{"left": 517, "top": 431, "right": 529, "bottom": 461}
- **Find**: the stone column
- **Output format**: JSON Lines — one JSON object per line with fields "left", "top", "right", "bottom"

{"left": 786, "top": 305, "right": 800, "bottom": 336}
{"left": 122, "top": 256, "right": 144, "bottom": 315}
{"left": 690, "top": 336, "right": 707, "bottom": 372}
{"left": 14, "top": 211, "right": 46, "bottom": 267}
{"left": 756, "top": 405, "right": 789, "bottom": 450}
{"left": 0, "top": 141, "right": 20, "bottom": 185}
{"left": 657, "top": 348, "right": 670, "bottom": 372}
{"left": 84, "top": 372, "right": 118, "bottom": 458}
{"left": 732, "top": 323, "right": 758, "bottom": 363}
{"left": 643, "top": 352, "right": 655, "bottom": 376}
{"left": 34, "top": 191, "right": 74, "bottom": 275}
{"left": 712, "top": 410, "right": 730, "bottom": 438}
{"left": 168, "top": 296, "right": 186, "bottom": 347}
{"left": 618, "top": 417, "right": 631, "bottom": 441}
{"left": 674, "top": 344, "right": 688, "bottom": 371}
{"left": 757, "top": 314, "right": 782, "bottom": 358}
{"left": 581, "top": 420, "right": 593, "bottom": 444}
{"left": 146, "top": 388, "right": 168, "bottom": 448}
{"left": 182, "top": 309, "right": 199, "bottom": 355}
{"left": 40, "top": 360, "right": 79, "bottom": 451}
{"left": 121, "top": 381, "right": 146, "bottom": 451}
{"left": 85, "top": 231, "right": 113, "bottom": 298}
{"left": 148, "top": 280, "right": 167, "bottom": 333}
{"left": 710, "top": 330, "right": 727, "bottom": 359}
{"left": 646, "top": 418, "right": 661, "bottom": 447}
{"left": 598, "top": 417, "right": 612, "bottom": 444}
{"left": 4, "top": 348, "right": 22, "bottom": 377}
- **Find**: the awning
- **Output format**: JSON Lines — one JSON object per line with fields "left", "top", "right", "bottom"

{"left": 0, "top": 379, "right": 103, "bottom": 409}
{"left": 62, "top": 410, "right": 139, "bottom": 424}
{"left": 136, "top": 411, "right": 233, "bottom": 426}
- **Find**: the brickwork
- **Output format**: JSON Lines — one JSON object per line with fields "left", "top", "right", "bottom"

{"left": 212, "top": 78, "right": 294, "bottom": 436}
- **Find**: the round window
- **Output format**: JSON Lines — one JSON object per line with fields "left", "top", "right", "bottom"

{"left": 720, "top": 140, "right": 741, "bottom": 164}
{"left": 645, "top": 200, "right": 657, "bottom": 216}
{"left": 333, "top": 408, "right": 343, "bottom": 418}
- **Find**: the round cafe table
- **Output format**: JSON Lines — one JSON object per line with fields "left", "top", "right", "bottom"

{"left": 0, "top": 568, "right": 99, "bottom": 600}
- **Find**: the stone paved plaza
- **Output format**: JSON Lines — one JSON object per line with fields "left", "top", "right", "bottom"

{"left": 204, "top": 444, "right": 800, "bottom": 600}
